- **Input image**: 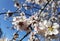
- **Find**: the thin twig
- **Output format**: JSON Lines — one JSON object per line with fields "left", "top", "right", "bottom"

{"left": 19, "top": 31, "right": 31, "bottom": 41}
{"left": 38, "top": 0, "right": 51, "bottom": 18}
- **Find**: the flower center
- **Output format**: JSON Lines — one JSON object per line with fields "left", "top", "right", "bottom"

{"left": 18, "top": 22, "right": 24, "bottom": 27}
{"left": 48, "top": 27, "right": 54, "bottom": 31}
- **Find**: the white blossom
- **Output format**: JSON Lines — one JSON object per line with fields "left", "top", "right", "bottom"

{"left": 44, "top": 22, "right": 59, "bottom": 36}
{"left": 12, "top": 12, "right": 27, "bottom": 30}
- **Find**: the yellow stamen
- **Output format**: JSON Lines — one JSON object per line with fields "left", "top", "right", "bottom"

{"left": 48, "top": 27, "right": 54, "bottom": 31}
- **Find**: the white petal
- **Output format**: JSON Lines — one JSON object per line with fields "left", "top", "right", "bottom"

{"left": 39, "top": 22, "right": 45, "bottom": 30}
{"left": 39, "top": 26, "right": 45, "bottom": 30}
{"left": 53, "top": 23, "right": 59, "bottom": 28}
{"left": 39, "top": 24, "right": 45, "bottom": 30}
{"left": 34, "top": 16, "right": 38, "bottom": 20}
{"left": 16, "top": 26, "right": 20, "bottom": 30}
{"left": 34, "top": 23, "right": 38, "bottom": 27}
{"left": 46, "top": 21, "right": 52, "bottom": 27}
{"left": 48, "top": 31, "right": 53, "bottom": 35}
{"left": 53, "top": 29, "right": 59, "bottom": 35}
{"left": 13, "top": 17, "right": 16, "bottom": 21}
{"left": 43, "top": 20, "right": 47, "bottom": 25}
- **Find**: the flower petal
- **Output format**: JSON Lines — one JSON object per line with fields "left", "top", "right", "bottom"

{"left": 43, "top": 20, "right": 47, "bottom": 26}
{"left": 53, "top": 29, "right": 59, "bottom": 35}
{"left": 46, "top": 21, "right": 52, "bottom": 27}
{"left": 53, "top": 23, "right": 59, "bottom": 28}
{"left": 39, "top": 22, "right": 45, "bottom": 30}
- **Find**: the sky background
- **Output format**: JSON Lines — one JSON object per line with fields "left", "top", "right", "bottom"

{"left": 0, "top": 0, "right": 60, "bottom": 41}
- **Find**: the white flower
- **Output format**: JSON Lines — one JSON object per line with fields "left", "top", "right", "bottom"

{"left": 12, "top": 12, "right": 33, "bottom": 32}
{"left": 12, "top": 13, "right": 28, "bottom": 31}
{"left": 38, "top": 20, "right": 59, "bottom": 36}
{"left": 45, "top": 22, "right": 59, "bottom": 36}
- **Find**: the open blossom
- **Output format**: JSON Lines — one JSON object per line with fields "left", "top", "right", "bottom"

{"left": 12, "top": 16, "right": 26, "bottom": 30}
{"left": 43, "top": 20, "right": 59, "bottom": 36}
{"left": 12, "top": 12, "right": 31, "bottom": 32}
{"left": 35, "top": 20, "right": 59, "bottom": 37}
{"left": 12, "top": 12, "right": 39, "bottom": 31}
{"left": 39, "top": 20, "right": 59, "bottom": 35}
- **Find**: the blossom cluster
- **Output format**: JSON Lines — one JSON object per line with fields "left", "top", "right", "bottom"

{"left": 11, "top": 0, "right": 60, "bottom": 41}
